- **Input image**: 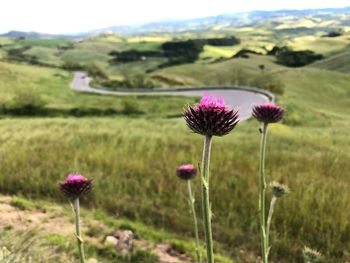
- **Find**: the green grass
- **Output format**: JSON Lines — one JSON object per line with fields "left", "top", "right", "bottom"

{"left": 23, "top": 46, "right": 62, "bottom": 66}
{"left": 199, "top": 45, "right": 237, "bottom": 62}
{"left": 18, "top": 38, "right": 74, "bottom": 48}
{"left": 286, "top": 35, "right": 350, "bottom": 56}
{"left": 60, "top": 49, "right": 110, "bottom": 65}
{"left": 311, "top": 48, "right": 350, "bottom": 73}
{"left": 0, "top": 115, "right": 349, "bottom": 262}
{"left": 154, "top": 54, "right": 285, "bottom": 86}
{"left": 0, "top": 38, "right": 15, "bottom": 45}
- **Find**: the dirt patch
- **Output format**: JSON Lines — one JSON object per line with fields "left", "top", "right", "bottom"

{"left": 137, "top": 240, "right": 192, "bottom": 263}
{"left": 0, "top": 196, "right": 194, "bottom": 262}
{"left": 0, "top": 201, "right": 73, "bottom": 236}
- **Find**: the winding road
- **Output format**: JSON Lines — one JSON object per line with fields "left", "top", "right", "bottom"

{"left": 71, "top": 71, "right": 272, "bottom": 120}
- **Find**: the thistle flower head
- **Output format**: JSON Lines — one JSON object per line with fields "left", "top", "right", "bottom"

{"left": 270, "top": 181, "right": 289, "bottom": 198}
{"left": 184, "top": 95, "right": 239, "bottom": 137}
{"left": 59, "top": 173, "right": 93, "bottom": 198}
{"left": 199, "top": 95, "right": 226, "bottom": 110}
{"left": 303, "top": 246, "right": 322, "bottom": 263}
{"left": 176, "top": 164, "right": 197, "bottom": 180}
{"left": 252, "top": 103, "right": 285, "bottom": 124}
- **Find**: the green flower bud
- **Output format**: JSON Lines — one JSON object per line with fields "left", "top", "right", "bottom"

{"left": 270, "top": 181, "right": 289, "bottom": 198}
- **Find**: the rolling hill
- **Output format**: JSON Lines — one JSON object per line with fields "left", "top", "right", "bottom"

{"left": 311, "top": 47, "right": 350, "bottom": 73}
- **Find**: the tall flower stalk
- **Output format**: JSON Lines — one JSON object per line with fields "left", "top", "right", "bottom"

{"left": 184, "top": 95, "right": 239, "bottom": 263}
{"left": 201, "top": 134, "right": 213, "bottom": 262}
{"left": 60, "top": 173, "right": 93, "bottom": 263}
{"left": 253, "top": 103, "right": 285, "bottom": 263}
{"left": 188, "top": 180, "right": 202, "bottom": 263}
{"left": 177, "top": 164, "right": 202, "bottom": 263}
{"left": 73, "top": 198, "right": 85, "bottom": 263}
{"left": 259, "top": 122, "right": 268, "bottom": 262}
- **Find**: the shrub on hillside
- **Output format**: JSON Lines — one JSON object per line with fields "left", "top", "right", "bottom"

{"left": 61, "top": 61, "right": 85, "bottom": 71}
{"left": 323, "top": 30, "right": 343, "bottom": 38}
{"left": 122, "top": 101, "right": 143, "bottom": 115}
{"left": 233, "top": 49, "right": 263, "bottom": 58}
{"left": 189, "top": 36, "right": 240, "bottom": 47}
{"left": 6, "top": 46, "right": 31, "bottom": 61}
{"left": 6, "top": 46, "right": 40, "bottom": 65}
{"left": 5, "top": 89, "right": 47, "bottom": 115}
{"left": 161, "top": 40, "right": 204, "bottom": 66}
{"left": 109, "top": 50, "right": 163, "bottom": 64}
{"left": 267, "top": 46, "right": 289, "bottom": 56}
{"left": 204, "top": 36, "right": 240, "bottom": 46}
{"left": 86, "top": 63, "right": 109, "bottom": 80}
{"left": 101, "top": 73, "right": 155, "bottom": 89}
{"left": 69, "top": 107, "right": 119, "bottom": 117}
{"left": 275, "top": 49, "right": 323, "bottom": 67}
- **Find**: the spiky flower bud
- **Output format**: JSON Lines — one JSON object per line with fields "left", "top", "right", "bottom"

{"left": 270, "top": 181, "right": 289, "bottom": 198}
{"left": 176, "top": 164, "right": 197, "bottom": 180}
{"left": 303, "top": 246, "right": 322, "bottom": 263}
{"left": 184, "top": 95, "right": 239, "bottom": 137}
{"left": 59, "top": 173, "right": 93, "bottom": 198}
{"left": 252, "top": 103, "right": 285, "bottom": 124}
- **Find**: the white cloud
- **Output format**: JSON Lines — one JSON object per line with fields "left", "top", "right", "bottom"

{"left": 1, "top": 0, "right": 349, "bottom": 34}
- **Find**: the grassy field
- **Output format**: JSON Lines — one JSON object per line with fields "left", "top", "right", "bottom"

{"left": 17, "top": 38, "right": 74, "bottom": 48}
{"left": 0, "top": 61, "right": 196, "bottom": 117}
{"left": 311, "top": 48, "right": 350, "bottom": 73}
{"left": 286, "top": 35, "right": 350, "bottom": 55}
{"left": 0, "top": 49, "right": 349, "bottom": 262}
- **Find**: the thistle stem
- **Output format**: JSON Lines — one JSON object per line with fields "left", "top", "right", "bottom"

{"left": 266, "top": 196, "right": 277, "bottom": 256}
{"left": 201, "top": 135, "right": 213, "bottom": 263}
{"left": 259, "top": 123, "right": 268, "bottom": 263}
{"left": 73, "top": 198, "right": 86, "bottom": 263}
{"left": 187, "top": 180, "right": 202, "bottom": 263}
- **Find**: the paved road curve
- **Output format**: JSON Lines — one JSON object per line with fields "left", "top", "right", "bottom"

{"left": 71, "top": 71, "right": 272, "bottom": 120}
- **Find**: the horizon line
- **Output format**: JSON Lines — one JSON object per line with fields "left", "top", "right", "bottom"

{"left": 1, "top": 5, "right": 349, "bottom": 36}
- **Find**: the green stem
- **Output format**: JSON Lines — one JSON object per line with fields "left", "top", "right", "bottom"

{"left": 187, "top": 180, "right": 202, "bottom": 263}
{"left": 259, "top": 123, "right": 268, "bottom": 263}
{"left": 266, "top": 196, "right": 277, "bottom": 258}
{"left": 74, "top": 198, "right": 86, "bottom": 263}
{"left": 201, "top": 135, "right": 213, "bottom": 263}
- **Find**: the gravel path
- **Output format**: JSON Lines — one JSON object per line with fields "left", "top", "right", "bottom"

{"left": 71, "top": 71, "right": 272, "bottom": 120}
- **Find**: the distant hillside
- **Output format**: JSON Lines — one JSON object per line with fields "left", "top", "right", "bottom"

{"left": 88, "top": 6, "right": 350, "bottom": 36}
{"left": 2, "top": 6, "right": 350, "bottom": 38}
{"left": 311, "top": 48, "right": 350, "bottom": 73}
{"left": 0, "top": 30, "right": 77, "bottom": 39}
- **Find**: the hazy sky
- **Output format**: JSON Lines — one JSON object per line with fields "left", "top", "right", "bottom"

{"left": 1, "top": 0, "right": 350, "bottom": 34}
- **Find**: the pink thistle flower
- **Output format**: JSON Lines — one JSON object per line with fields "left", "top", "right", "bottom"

{"left": 176, "top": 164, "right": 197, "bottom": 180}
{"left": 252, "top": 103, "right": 285, "bottom": 124}
{"left": 199, "top": 94, "right": 226, "bottom": 110}
{"left": 184, "top": 95, "right": 239, "bottom": 136}
{"left": 59, "top": 173, "right": 93, "bottom": 198}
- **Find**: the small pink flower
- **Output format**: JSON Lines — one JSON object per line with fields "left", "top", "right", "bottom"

{"left": 184, "top": 95, "right": 239, "bottom": 137}
{"left": 59, "top": 173, "right": 93, "bottom": 198}
{"left": 176, "top": 164, "right": 197, "bottom": 180}
{"left": 252, "top": 103, "right": 285, "bottom": 124}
